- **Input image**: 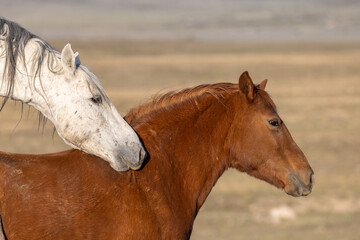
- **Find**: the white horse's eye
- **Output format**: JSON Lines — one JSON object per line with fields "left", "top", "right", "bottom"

{"left": 90, "top": 95, "right": 102, "bottom": 104}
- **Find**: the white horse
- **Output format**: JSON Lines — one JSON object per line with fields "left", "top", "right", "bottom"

{"left": 0, "top": 18, "right": 146, "bottom": 172}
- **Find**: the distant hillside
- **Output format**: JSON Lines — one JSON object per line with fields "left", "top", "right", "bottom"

{"left": 1, "top": 0, "right": 360, "bottom": 41}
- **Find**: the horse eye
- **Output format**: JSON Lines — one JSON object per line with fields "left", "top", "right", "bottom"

{"left": 90, "top": 95, "right": 102, "bottom": 104}
{"left": 268, "top": 119, "right": 281, "bottom": 127}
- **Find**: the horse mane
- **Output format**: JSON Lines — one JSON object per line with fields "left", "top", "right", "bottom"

{"left": 0, "top": 18, "right": 58, "bottom": 110}
{"left": 0, "top": 18, "right": 109, "bottom": 111}
{"left": 125, "top": 83, "right": 239, "bottom": 124}
{"left": 126, "top": 82, "right": 277, "bottom": 125}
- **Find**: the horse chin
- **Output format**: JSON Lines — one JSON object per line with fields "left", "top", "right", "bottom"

{"left": 109, "top": 159, "right": 130, "bottom": 172}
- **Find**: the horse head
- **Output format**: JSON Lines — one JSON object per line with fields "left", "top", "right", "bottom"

{"left": 44, "top": 44, "right": 146, "bottom": 171}
{"left": 227, "top": 72, "right": 314, "bottom": 197}
{"left": 0, "top": 19, "right": 147, "bottom": 171}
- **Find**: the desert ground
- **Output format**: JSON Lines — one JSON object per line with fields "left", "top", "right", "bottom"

{"left": 0, "top": 40, "right": 359, "bottom": 239}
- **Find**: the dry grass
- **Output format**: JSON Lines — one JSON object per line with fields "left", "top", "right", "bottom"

{"left": 1, "top": 40, "right": 359, "bottom": 239}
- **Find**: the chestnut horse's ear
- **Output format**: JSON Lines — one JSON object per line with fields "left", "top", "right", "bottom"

{"left": 258, "top": 79, "right": 268, "bottom": 90}
{"left": 238, "top": 71, "right": 255, "bottom": 100}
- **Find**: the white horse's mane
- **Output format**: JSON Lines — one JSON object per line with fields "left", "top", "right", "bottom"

{"left": 0, "top": 18, "right": 108, "bottom": 110}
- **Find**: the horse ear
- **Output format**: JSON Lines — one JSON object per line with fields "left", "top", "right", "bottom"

{"left": 258, "top": 79, "right": 268, "bottom": 90}
{"left": 61, "top": 43, "right": 80, "bottom": 75}
{"left": 238, "top": 71, "right": 255, "bottom": 100}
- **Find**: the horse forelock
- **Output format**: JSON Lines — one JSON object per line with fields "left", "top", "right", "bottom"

{"left": 255, "top": 88, "right": 277, "bottom": 113}
{"left": 125, "top": 83, "right": 239, "bottom": 124}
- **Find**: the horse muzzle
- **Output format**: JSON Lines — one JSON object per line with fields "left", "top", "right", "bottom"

{"left": 117, "top": 142, "right": 147, "bottom": 171}
{"left": 284, "top": 171, "right": 314, "bottom": 197}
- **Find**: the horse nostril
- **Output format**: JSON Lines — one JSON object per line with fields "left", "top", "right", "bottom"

{"left": 309, "top": 172, "right": 315, "bottom": 189}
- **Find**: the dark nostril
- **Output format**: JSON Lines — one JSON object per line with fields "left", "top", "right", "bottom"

{"left": 309, "top": 172, "right": 315, "bottom": 189}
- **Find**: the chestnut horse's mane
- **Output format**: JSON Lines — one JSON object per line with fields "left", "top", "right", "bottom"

{"left": 126, "top": 83, "right": 239, "bottom": 123}
{"left": 126, "top": 82, "right": 276, "bottom": 124}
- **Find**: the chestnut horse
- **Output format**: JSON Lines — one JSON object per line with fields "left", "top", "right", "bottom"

{"left": 0, "top": 72, "right": 313, "bottom": 239}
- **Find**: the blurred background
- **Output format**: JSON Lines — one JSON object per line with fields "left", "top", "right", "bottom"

{"left": 1, "top": 0, "right": 360, "bottom": 239}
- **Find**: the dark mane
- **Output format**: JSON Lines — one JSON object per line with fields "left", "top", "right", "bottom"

{"left": 0, "top": 18, "right": 59, "bottom": 110}
{"left": 125, "top": 83, "right": 239, "bottom": 124}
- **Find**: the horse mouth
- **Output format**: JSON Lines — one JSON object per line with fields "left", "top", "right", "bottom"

{"left": 284, "top": 172, "right": 314, "bottom": 197}
{"left": 285, "top": 185, "right": 312, "bottom": 197}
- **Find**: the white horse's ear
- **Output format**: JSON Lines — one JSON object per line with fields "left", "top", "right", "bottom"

{"left": 61, "top": 43, "right": 79, "bottom": 74}
{"left": 0, "top": 23, "right": 9, "bottom": 40}
{"left": 74, "top": 52, "right": 81, "bottom": 68}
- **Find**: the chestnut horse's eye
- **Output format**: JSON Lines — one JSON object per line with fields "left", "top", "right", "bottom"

{"left": 90, "top": 95, "right": 102, "bottom": 104}
{"left": 268, "top": 119, "right": 281, "bottom": 127}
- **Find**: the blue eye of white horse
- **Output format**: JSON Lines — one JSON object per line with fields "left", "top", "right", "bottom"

{"left": 90, "top": 95, "right": 102, "bottom": 104}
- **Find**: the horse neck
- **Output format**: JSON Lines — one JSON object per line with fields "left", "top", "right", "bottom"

{"left": 0, "top": 41, "right": 55, "bottom": 121}
{"left": 135, "top": 91, "right": 236, "bottom": 218}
